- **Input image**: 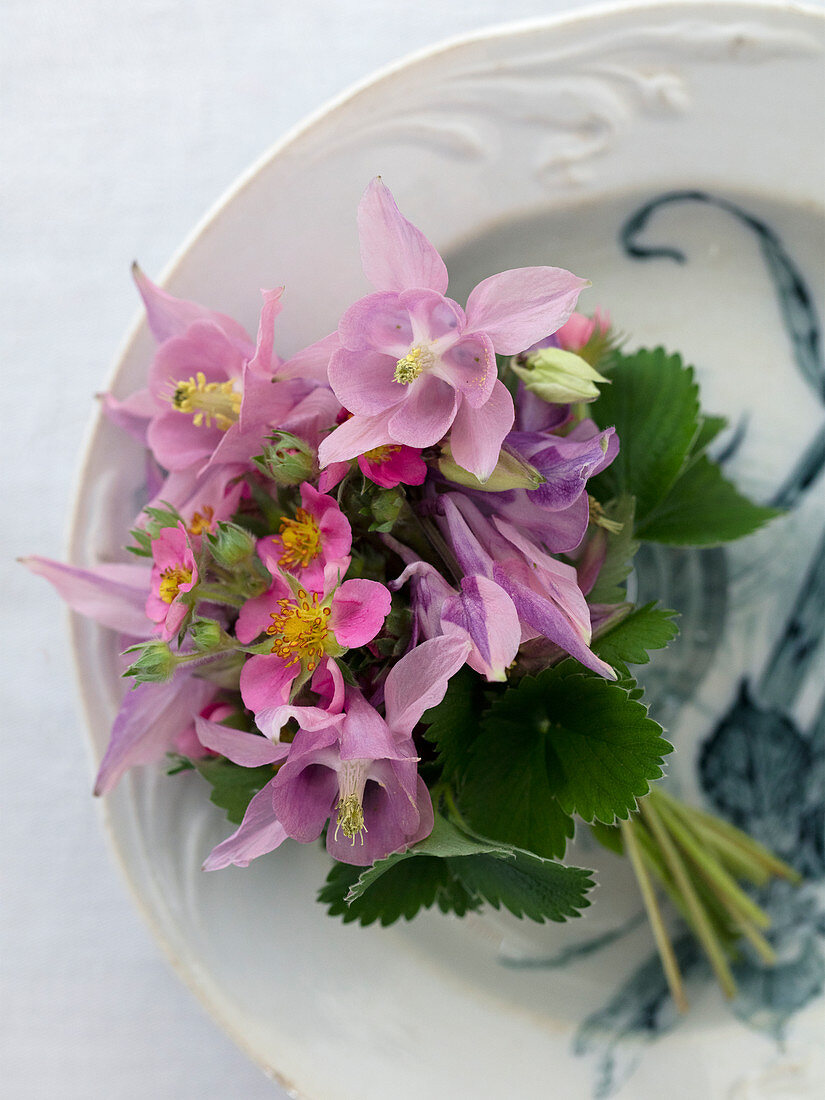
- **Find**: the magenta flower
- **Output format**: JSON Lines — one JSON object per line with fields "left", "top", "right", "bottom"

{"left": 357, "top": 443, "right": 427, "bottom": 488}
{"left": 236, "top": 566, "right": 392, "bottom": 725}
{"left": 256, "top": 482, "right": 351, "bottom": 592}
{"left": 145, "top": 523, "right": 199, "bottom": 640}
{"left": 318, "top": 179, "right": 588, "bottom": 481}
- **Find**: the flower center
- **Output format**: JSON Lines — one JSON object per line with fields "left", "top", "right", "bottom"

{"left": 277, "top": 508, "right": 322, "bottom": 570}
{"left": 188, "top": 505, "right": 215, "bottom": 536}
{"left": 362, "top": 444, "right": 401, "bottom": 465}
{"left": 334, "top": 760, "right": 369, "bottom": 844}
{"left": 170, "top": 371, "right": 241, "bottom": 430}
{"left": 159, "top": 565, "right": 192, "bottom": 604}
{"left": 394, "top": 345, "right": 434, "bottom": 385}
{"left": 266, "top": 589, "right": 331, "bottom": 670}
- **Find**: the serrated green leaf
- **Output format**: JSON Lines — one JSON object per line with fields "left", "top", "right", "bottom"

{"left": 590, "top": 820, "right": 625, "bottom": 855}
{"left": 636, "top": 454, "right": 781, "bottom": 545}
{"left": 449, "top": 850, "right": 593, "bottom": 923}
{"left": 460, "top": 663, "right": 671, "bottom": 856}
{"left": 591, "top": 603, "right": 679, "bottom": 667}
{"left": 346, "top": 813, "right": 511, "bottom": 902}
{"left": 690, "top": 414, "right": 728, "bottom": 458}
{"left": 590, "top": 348, "right": 700, "bottom": 525}
{"left": 193, "top": 757, "right": 274, "bottom": 824}
{"left": 318, "top": 855, "right": 480, "bottom": 927}
{"left": 420, "top": 665, "right": 486, "bottom": 780}
{"left": 587, "top": 494, "right": 639, "bottom": 604}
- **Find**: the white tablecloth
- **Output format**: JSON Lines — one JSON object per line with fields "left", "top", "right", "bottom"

{"left": 3, "top": 1, "right": 821, "bottom": 1097}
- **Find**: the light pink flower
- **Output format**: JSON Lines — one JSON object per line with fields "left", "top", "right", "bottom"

{"left": 556, "top": 308, "right": 610, "bottom": 352}
{"left": 145, "top": 523, "right": 199, "bottom": 640}
{"left": 318, "top": 179, "right": 587, "bottom": 481}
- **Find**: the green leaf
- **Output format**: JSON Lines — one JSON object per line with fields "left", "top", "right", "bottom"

{"left": 587, "top": 494, "right": 638, "bottom": 604}
{"left": 590, "top": 820, "right": 625, "bottom": 855}
{"left": 193, "top": 757, "right": 274, "bottom": 824}
{"left": 591, "top": 603, "right": 679, "bottom": 667}
{"left": 690, "top": 414, "right": 728, "bottom": 459}
{"left": 318, "top": 854, "right": 482, "bottom": 927}
{"left": 590, "top": 348, "right": 700, "bottom": 525}
{"left": 450, "top": 850, "right": 593, "bottom": 923}
{"left": 636, "top": 455, "right": 781, "bottom": 545}
{"left": 460, "top": 662, "right": 672, "bottom": 857}
{"left": 345, "top": 813, "right": 511, "bottom": 902}
{"left": 420, "top": 665, "right": 486, "bottom": 780}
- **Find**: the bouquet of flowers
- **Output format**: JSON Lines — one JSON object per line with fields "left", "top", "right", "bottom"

{"left": 27, "top": 179, "right": 799, "bottom": 1010}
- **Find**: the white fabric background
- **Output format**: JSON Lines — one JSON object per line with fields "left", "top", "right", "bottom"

{"left": 2, "top": 2, "right": 821, "bottom": 1097}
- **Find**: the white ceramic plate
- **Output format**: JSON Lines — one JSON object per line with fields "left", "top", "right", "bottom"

{"left": 70, "top": 3, "right": 825, "bottom": 1097}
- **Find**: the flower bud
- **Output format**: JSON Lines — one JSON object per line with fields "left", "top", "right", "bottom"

{"left": 122, "top": 640, "right": 177, "bottom": 684}
{"left": 188, "top": 618, "right": 226, "bottom": 651}
{"left": 511, "top": 347, "right": 609, "bottom": 405}
{"left": 439, "top": 442, "right": 545, "bottom": 491}
{"left": 207, "top": 521, "right": 256, "bottom": 568}
{"left": 253, "top": 431, "right": 316, "bottom": 487}
{"left": 369, "top": 487, "right": 404, "bottom": 532}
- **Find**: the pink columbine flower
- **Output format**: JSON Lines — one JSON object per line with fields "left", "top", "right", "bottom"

{"left": 201, "top": 632, "right": 471, "bottom": 870}
{"left": 318, "top": 179, "right": 588, "bottom": 482}
{"left": 256, "top": 482, "right": 351, "bottom": 592}
{"left": 236, "top": 563, "right": 392, "bottom": 726}
{"left": 145, "top": 523, "right": 199, "bottom": 640}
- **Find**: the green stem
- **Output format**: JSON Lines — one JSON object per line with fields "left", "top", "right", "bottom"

{"left": 655, "top": 789, "right": 801, "bottom": 884}
{"left": 194, "top": 586, "right": 245, "bottom": 608}
{"left": 652, "top": 797, "right": 772, "bottom": 931}
{"left": 640, "top": 799, "right": 738, "bottom": 999}
{"left": 621, "top": 819, "right": 688, "bottom": 1012}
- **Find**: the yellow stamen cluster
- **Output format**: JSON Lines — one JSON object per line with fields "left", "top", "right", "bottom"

{"left": 188, "top": 505, "right": 215, "bottom": 536}
{"left": 266, "top": 589, "right": 331, "bottom": 670}
{"left": 394, "top": 345, "right": 434, "bottom": 385}
{"left": 335, "top": 794, "right": 367, "bottom": 844}
{"left": 159, "top": 565, "right": 192, "bottom": 604}
{"left": 277, "top": 508, "right": 322, "bottom": 571}
{"left": 362, "top": 444, "right": 401, "bottom": 466}
{"left": 171, "top": 372, "right": 241, "bottom": 430}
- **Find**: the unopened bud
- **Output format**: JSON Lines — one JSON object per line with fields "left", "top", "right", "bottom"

{"left": 253, "top": 431, "right": 316, "bottom": 487}
{"left": 207, "top": 521, "right": 256, "bottom": 568}
{"left": 188, "top": 618, "right": 226, "bottom": 651}
{"left": 122, "top": 640, "right": 177, "bottom": 684}
{"left": 439, "top": 442, "right": 545, "bottom": 491}
{"left": 511, "top": 347, "right": 608, "bottom": 405}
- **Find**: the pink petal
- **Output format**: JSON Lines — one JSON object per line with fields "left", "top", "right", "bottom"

{"left": 100, "top": 388, "right": 155, "bottom": 444}
{"left": 398, "top": 288, "right": 465, "bottom": 343}
{"left": 358, "top": 178, "right": 448, "bottom": 295}
{"left": 438, "top": 331, "right": 496, "bottom": 408}
{"left": 202, "top": 783, "right": 288, "bottom": 870}
{"left": 194, "top": 716, "right": 287, "bottom": 766}
{"left": 337, "top": 292, "right": 412, "bottom": 354}
{"left": 442, "top": 575, "right": 521, "bottom": 682}
{"left": 327, "top": 346, "right": 405, "bottom": 416}
{"left": 338, "top": 690, "right": 413, "bottom": 762}
{"left": 278, "top": 330, "right": 341, "bottom": 384}
{"left": 448, "top": 380, "right": 514, "bottom": 482}
{"left": 317, "top": 409, "right": 396, "bottom": 468}
{"left": 329, "top": 579, "right": 392, "bottom": 648}
{"left": 301, "top": 482, "right": 352, "bottom": 564}
{"left": 318, "top": 461, "right": 350, "bottom": 493}
{"left": 23, "top": 556, "right": 151, "bottom": 637}
{"left": 465, "top": 267, "right": 589, "bottom": 355}
{"left": 387, "top": 373, "right": 458, "bottom": 448}
{"left": 245, "top": 287, "right": 284, "bottom": 381}
{"left": 95, "top": 675, "right": 215, "bottom": 794}
{"left": 384, "top": 633, "right": 473, "bottom": 739}
{"left": 132, "top": 264, "right": 254, "bottom": 352}
{"left": 235, "top": 575, "right": 292, "bottom": 644}
{"left": 270, "top": 730, "right": 340, "bottom": 842}
{"left": 357, "top": 445, "right": 427, "bottom": 488}
{"left": 239, "top": 654, "right": 300, "bottom": 714}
